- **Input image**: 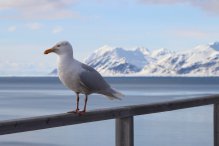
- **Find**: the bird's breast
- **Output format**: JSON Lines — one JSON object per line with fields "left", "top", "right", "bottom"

{"left": 58, "top": 62, "right": 82, "bottom": 93}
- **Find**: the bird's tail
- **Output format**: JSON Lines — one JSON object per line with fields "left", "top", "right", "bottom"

{"left": 99, "top": 88, "right": 124, "bottom": 100}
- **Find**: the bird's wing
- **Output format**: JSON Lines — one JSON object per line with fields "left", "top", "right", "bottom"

{"left": 79, "top": 63, "right": 110, "bottom": 93}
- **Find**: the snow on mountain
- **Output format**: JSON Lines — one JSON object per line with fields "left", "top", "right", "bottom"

{"left": 85, "top": 42, "right": 219, "bottom": 76}
{"left": 50, "top": 42, "right": 219, "bottom": 76}
{"left": 140, "top": 53, "right": 181, "bottom": 75}
{"left": 135, "top": 47, "right": 150, "bottom": 56}
{"left": 176, "top": 44, "right": 219, "bottom": 75}
{"left": 84, "top": 45, "right": 179, "bottom": 76}
{"left": 140, "top": 43, "right": 219, "bottom": 76}
{"left": 210, "top": 42, "right": 219, "bottom": 51}
{"left": 151, "top": 48, "right": 173, "bottom": 59}
{"left": 85, "top": 46, "right": 151, "bottom": 75}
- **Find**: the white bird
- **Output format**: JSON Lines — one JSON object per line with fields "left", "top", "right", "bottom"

{"left": 44, "top": 41, "right": 123, "bottom": 114}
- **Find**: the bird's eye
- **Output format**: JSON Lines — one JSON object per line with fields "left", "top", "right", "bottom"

{"left": 57, "top": 45, "right": 60, "bottom": 47}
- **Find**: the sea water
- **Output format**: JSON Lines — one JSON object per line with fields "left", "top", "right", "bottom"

{"left": 0, "top": 77, "right": 219, "bottom": 146}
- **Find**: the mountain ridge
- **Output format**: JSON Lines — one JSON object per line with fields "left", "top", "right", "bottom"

{"left": 51, "top": 42, "right": 219, "bottom": 76}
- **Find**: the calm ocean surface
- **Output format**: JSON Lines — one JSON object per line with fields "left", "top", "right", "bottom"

{"left": 0, "top": 77, "right": 219, "bottom": 146}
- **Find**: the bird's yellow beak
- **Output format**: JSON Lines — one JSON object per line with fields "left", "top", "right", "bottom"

{"left": 44, "top": 48, "right": 55, "bottom": 55}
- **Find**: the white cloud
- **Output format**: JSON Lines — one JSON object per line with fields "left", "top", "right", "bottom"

{"left": 52, "top": 26, "right": 63, "bottom": 34}
{"left": 196, "top": 0, "right": 219, "bottom": 15}
{"left": 171, "top": 29, "right": 209, "bottom": 39}
{"left": 26, "top": 22, "right": 43, "bottom": 30}
{"left": 139, "top": 0, "right": 186, "bottom": 5}
{"left": 0, "top": 61, "right": 54, "bottom": 76}
{"left": 7, "top": 26, "right": 16, "bottom": 32}
{"left": 0, "top": 0, "right": 79, "bottom": 20}
{"left": 139, "top": 0, "right": 219, "bottom": 15}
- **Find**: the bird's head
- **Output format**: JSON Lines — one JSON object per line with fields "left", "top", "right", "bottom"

{"left": 44, "top": 41, "right": 73, "bottom": 57}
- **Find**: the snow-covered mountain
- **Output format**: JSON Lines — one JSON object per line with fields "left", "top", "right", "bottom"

{"left": 85, "top": 46, "right": 152, "bottom": 75}
{"left": 84, "top": 42, "right": 219, "bottom": 76}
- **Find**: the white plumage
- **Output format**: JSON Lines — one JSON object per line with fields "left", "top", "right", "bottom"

{"left": 44, "top": 41, "right": 123, "bottom": 113}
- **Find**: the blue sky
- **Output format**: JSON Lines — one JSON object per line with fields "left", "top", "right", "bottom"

{"left": 0, "top": 0, "right": 219, "bottom": 75}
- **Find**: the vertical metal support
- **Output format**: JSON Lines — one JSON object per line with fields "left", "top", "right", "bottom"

{"left": 214, "top": 103, "right": 219, "bottom": 146}
{"left": 116, "top": 116, "right": 134, "bottom": 146}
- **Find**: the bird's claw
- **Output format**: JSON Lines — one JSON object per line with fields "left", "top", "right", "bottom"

{"left": 75, "top": 109, "right": 80, "bottom": 113}
{"left": 67, "top": 108, "right": 80, "bottom": 114}
{"left": 78, "top": 110, "right": 86, "bottom": 115}
{"left": 67, "top": 110, "right": 86, "bottom": 116}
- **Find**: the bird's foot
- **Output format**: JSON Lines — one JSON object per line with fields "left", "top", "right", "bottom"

{"left": 78, "top": 110, "right": 86, "bottom": 115}
{"left": 67, "top": 108, "right": 80, "bottom": 114}
{"left": 67, "top": 109, "right": 86, "bottom": 115}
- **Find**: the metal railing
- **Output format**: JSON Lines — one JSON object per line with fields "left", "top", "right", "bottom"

{"left": 1, "top": 95, "right": 219, "bottom": 146}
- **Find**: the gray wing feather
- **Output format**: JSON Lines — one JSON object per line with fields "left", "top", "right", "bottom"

{"left": 79, "top": 63, "right": 110, "bottom": 93}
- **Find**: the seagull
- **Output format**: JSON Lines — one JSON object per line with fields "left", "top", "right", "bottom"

{"left": 44, "top": 41, "right": 123, "bottom": 114}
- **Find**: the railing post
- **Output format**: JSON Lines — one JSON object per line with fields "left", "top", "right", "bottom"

{"left": 214, "top": 103, "right": 219, "bottom": 146}
{"left": 116, "top": 116, "right": 134, "bottom": 146}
